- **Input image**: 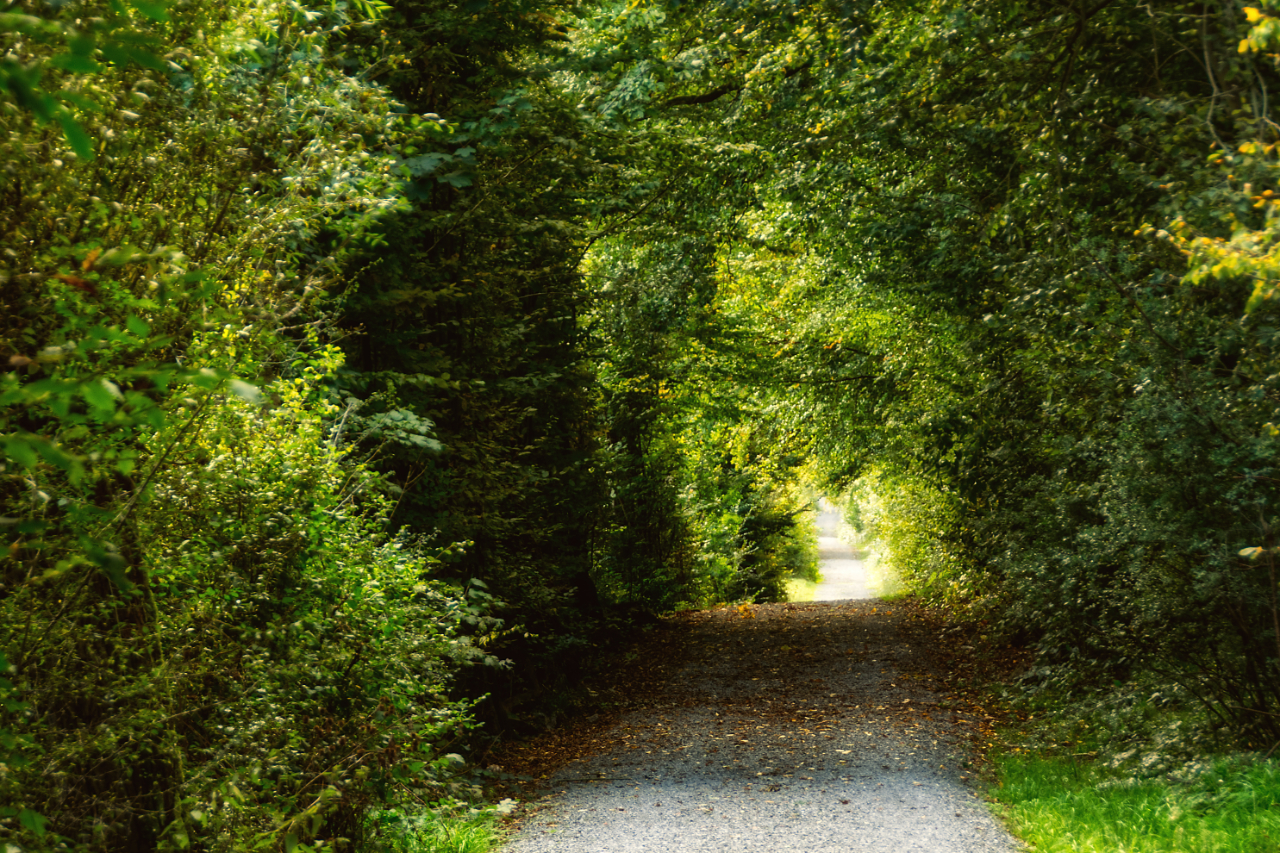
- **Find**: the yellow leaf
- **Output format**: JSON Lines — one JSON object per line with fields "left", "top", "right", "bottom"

{"left": 1245, "top": 7, "right": 1264, "bottom": 23}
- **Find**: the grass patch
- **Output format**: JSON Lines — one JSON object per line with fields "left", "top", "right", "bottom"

{"left": 785, "top": 575, "right": 820, "bottom": 601}
{"left": 366, "top": 801, "right": 510, "bottom": 853}
{"left": 991, "top": 752, "right": 1280, "bottom": 853}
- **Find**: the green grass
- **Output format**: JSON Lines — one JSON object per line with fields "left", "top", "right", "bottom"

{"left": 366, "top": 803, "right": 507, "bottom": 853}
{"left": 785, "top": 575, "right": 820, "bottom": 601}
{"left": 991, "top": 752, "right": 1280, "bottom": 853}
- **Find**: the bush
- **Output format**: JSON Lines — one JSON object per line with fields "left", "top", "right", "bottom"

{"left": 1, "top": 339, "right": 491, "bottom": 851}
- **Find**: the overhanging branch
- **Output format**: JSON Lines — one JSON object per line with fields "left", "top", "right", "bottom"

{"left": 662, "top": 61, "right": 813, "bottom": 108}
{"left": 664, "top": 83, "right": 740, "bottom": 107}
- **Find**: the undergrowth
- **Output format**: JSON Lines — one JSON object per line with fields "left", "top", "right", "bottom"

{"left": 985, "top": 673, "right": 1280, "bottom": 852}
{"left": 365, "top": 800, "right": 514, "bottom": 853}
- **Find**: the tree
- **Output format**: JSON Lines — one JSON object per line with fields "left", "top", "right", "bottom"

{"left": 565, "top": 0, "right": 1280, "bottom": 742}
{"left": 1, "top": 1, "right": 495, "bottom": 848}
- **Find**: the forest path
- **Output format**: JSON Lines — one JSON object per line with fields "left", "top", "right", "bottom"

{"left": 812, "top": 503, "right": 874, "bottom": 601}
{"left": 496, "top": 602, "right": 1020, "bottom": 853}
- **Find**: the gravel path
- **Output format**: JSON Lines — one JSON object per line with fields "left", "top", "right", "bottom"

{"left": 499, "top": 599, "right": 1022, "bottom": 852}
{"left": 812, "top": 504, "right": 873, "bottom": 601}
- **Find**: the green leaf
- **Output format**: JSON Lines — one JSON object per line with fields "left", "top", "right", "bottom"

{"left": 52, "top": 53, "right": 103, "bottom": 74}
{"left": 85, "top": 542, "right": 132, "bottom": 592}
{"left": 56, "top": 111, "right": 95, "bottom": 160}
{"left": 404, "top": 180, "right": 433, "bottom": 201}
{"left": 0, "top": 13, "right": 49, "bottom": 34}
{"left": 33, "top": 438, "right": 79, "bottom": 471}
{"left": 129, "top": 0, "right": 171, "bottom": 22}
{"left": 67, "top": 34, "right": 96, "bottom": 58}
{"left": 2, "top": 437, "right": 39, "bottom": 469}
{"left": 403, "top": 153, "right": 449, "bottom": 176}
{"left": 18, "top": 808, "right": 49, "bottom": 837}
{"left": 126, "top": 315, "right": 152, "bottom": 337}
{"left": 189, "top": 367, "right": 222, "bottom": 389}
{"left": 60, "top": 91, "right": 103, "bottom": 113}
{"left": 440, "top": 170, "right": 474, "bottom": 188}
{"left": 82, "top": 378, "right": 121, "bottom": 412}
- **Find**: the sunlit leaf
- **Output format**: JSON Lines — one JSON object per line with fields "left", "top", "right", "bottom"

{"left": 229, "top": 379, "right": 262, "bottom": 404}
{"left": 126, "top": 315, "right": 151, "bottom": 337}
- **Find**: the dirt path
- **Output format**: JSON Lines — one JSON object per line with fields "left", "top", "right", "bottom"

{"left": 812, "top": 503, "right": 873, "bottom": 601}
{"left": 496, "top": 602, "right": 1020, "bottom": 852}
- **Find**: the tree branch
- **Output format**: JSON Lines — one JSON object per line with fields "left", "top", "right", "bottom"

{"left": 664, "top": 83, "right": 740, "bottom": 107}
{"left": 662, "top": 61, "right": 813, "bottom": 108}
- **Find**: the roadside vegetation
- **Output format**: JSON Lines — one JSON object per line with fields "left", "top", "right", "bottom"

{"left": 993, "top": 752, "right": 1280, "bottom": 853}
{"left": 365, "top": 801, "right": 512, "bottom": 853}
{"left": 981, "top": 654, "right": 1280, "bottom": 851}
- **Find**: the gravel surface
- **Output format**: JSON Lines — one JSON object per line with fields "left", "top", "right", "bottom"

{"left": 499, "top": 600, "right": 1022, "bottom": 852}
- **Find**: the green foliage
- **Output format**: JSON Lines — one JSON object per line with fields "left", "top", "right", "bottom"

{"left": 365, "top": 799, "right": 512, "bottom": 853}
{"left": 568, "top": 38, "right": 823, "bottom": 607}
{"left": 17, "top": 0, "right": 1280, "bottom": 843}
{"left": 582, "top": 211, "right": 819, "bottom": 608}
{"left": 321, "top": 0, "right": 630, "bottom": 732}
{"left": 0, "top": 326, "right": 489, "bottom": 850}
{"left": 679, "top": 0, "right": 1280, "bottom": 744}
{"left": 141, "top": 347, "right": 484, "bottom": 850}
{"left": 0, "top": 0, "right": 497, "bottom": 848}
{"left": 842, "top": 468, "right": 967, "bottom": 602}
{"left": 566, "top": 0, "right": 1280, "bottom": 747}
{"left": 1, "top": 332, "right": 489, "bottom": 850}
{"left": 0, "top": 0, "right": 170, "bottom": 158}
